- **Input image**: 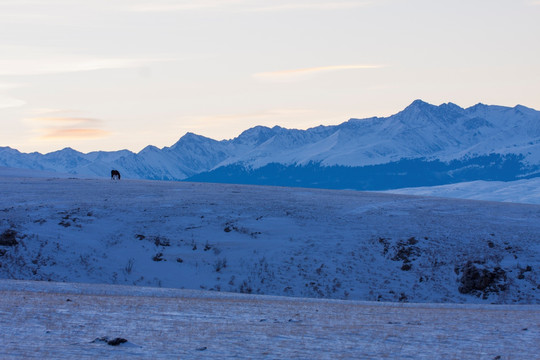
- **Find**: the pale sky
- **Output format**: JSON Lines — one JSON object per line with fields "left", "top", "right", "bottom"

{"left": 1, "top": 0, "right": 539, "bottom": 153}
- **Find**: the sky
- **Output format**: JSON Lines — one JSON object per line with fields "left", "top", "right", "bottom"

{"left": 1, "top": 0, "right": 539, "bottom": 154}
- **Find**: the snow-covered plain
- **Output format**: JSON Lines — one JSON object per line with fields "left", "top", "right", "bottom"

{"left": 1, "top": 279, "right": 538, "bottom": 359}
{"left": 1, "top": 170, "right": 539, "bottom": 358}
{"left": 1, "top": 170, "right": 538, "bottom": 304}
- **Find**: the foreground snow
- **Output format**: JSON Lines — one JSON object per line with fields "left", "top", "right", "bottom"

{"left": 1, "top": 170, "right": 538, "bottom": 304}
{"left": 0, "top": 279, "right": 538, "bottom": 359}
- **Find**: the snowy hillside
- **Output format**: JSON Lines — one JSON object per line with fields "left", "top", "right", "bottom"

{"left": 1, "top": 173, "right": 538, "bottom": 304}
{"left": 1, "top": 100, "right": 539, "bottom": 190}
{"left": 386, "top": 177, "right": 540, "bottom": 205}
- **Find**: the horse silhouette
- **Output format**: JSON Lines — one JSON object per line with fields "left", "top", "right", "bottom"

{"left": 111, "top": 170, "right": 121, "bottom": 180}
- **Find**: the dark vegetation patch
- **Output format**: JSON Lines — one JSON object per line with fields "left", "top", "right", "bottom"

{"left": 92, "top": 337, "right": 128, "bottom": 346}
{"left": 152, "top": 236, "right": 170, "bottom": 247}
{"left": 457, "top": 261, "right": 507, "bottom": 298}
{"left": 378, "top": 236, "right": 421, "bottom": 271}
{"left": 0, "top": 229, "right": 18, "bottom": 246}
{"left": 517, "top": 265, "right": 532, "bottom": 280}
{"left": 58, "top": 220, "right": 71, "bottom": 227}
{"left": 135, "top": 234, "right": 170, "bottom": 246}
{"left": 391, "top": 237, "right": 421, "bottom": 263}
{"left": 401, "top": 263, "right": 412, "bottom": 271}
{"left": 152, "top": 253, "right": 164, "bottom": 262}
{"left": 57, "top": 209, "right": 87, "bottom": 228}
{"left": 223, "top": 221, "right": 260, "bottom": 238}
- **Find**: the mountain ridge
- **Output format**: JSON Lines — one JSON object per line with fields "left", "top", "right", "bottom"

{"left": 1, "top": 100, "right": 539, "bottom": 189}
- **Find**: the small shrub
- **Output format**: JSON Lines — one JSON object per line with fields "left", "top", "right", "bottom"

{"left": 239, "top": 280, "right": 252, "bottom": 294}
{"left": 58, "top": 220, "right": 71, "bottom": 228}
{"left": 407, "top": 237, "right": 418, "bottom": 245}
{"left": 377, "top": 237, "right": 390, "bottom": 255}
{"left": 391, "top": 242, "right": 420, "bottom": 263}
{"left": 214, "top": 258, "right": 227, "bottom": 272}
{"left": 517, "top": 265, "right": 532, "bottom": 280}
{"left": 107, "top": 338, "right": 127, "bottom": 346}
{"left": 124, "top": 259, "right": 134, "bottom": 274}
{"left": 152, "top": 253, "right": 164, "bottom": 262}
{"left": 0, "top": 229, "right": 18, "bottom": 246}
{"left": 153, "top": 236, "right": 170, "bottom": 247}
{"left": 92, "top": 337, "right": 128, "bottom": 346}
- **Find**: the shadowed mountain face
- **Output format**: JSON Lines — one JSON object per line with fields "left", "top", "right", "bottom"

{"left": 1, "top": 100, "right": 540, "bottom": 189}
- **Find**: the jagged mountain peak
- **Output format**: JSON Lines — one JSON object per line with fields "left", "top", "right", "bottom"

{"left": 234, "top": 125, "right": 283, "bottom": 146}
{"left": 169, "top": 132, "right": 219, "bottom": 151}
{"left": 439, "top": 102, "right": 463, "bottom": 111}
{"left": 402, "top": 99, "right": 438, "bottom": 112}
{"left": 48, "top": 147, "right": 79, "bottom": 155}
{"left": 177, "top": 132, "right": 211, "bottom": 142}
{"left": 512, "top": 104, "right": 538, "bottom": 116}
{"left": 139, "top": 145, "right": 160, "bottom": 154}
{"left": 409, "top": 99, "right": 433, "bottom": 107}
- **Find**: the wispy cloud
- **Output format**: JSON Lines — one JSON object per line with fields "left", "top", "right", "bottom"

{"left": 130, "top": 0, "right": 370, "bottom": 13}
{"left": 0, "top": 95, "right": 25, "bottom": 109}
{"left": 31, "top": 116, "right": 103, "bottom": 125}
{"left": 0, "top": 47, "right": 178, "bottom": 76}
{"left": 28, "top": 116, "right": 110, "bottom": 140}
{"left": 253, "top": 64, "right": 384, "bottom": 82}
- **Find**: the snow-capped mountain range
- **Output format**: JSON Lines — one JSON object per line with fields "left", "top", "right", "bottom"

{"left": 2, "top": 100, "right": 540, "bottom": 190}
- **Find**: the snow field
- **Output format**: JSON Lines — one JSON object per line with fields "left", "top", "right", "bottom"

{"left": 0, "top": 175, "right": 539, "bottom": 304}
{"left": 0, "top": 279, "right": 538, "bottom": 359}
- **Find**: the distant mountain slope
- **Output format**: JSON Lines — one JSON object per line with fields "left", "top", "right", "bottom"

{"left": 385, "top": 177, "right": 540, "bottom": 204}
{"left": 1, "top": 100, "right": 540, "bottom": 189}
